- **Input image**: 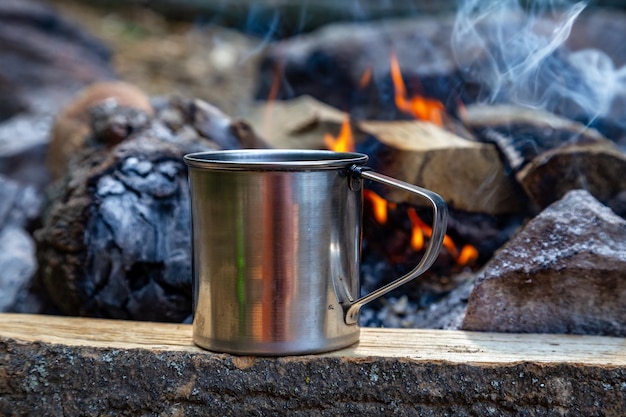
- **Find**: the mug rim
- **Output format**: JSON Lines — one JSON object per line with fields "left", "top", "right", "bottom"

{"left": 184, "top": 149, "right": 369, "bottom": 170}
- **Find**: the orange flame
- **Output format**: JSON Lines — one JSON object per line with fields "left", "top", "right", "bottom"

{"left": 364, "top": 190, "right": 394, "bottom": 224}
{"left": 359, "top": 67, "right": 373, "bottom": 89}
{"left": 457, "top": 244, "right": 479, "bottom": 266}
{"left": 389, "top": 52, "right": 446, "bottom": 126}
{"left": 407, "top": 207, "right": 477, "bottom": 266}
{"left": 262, "top": 62, "right": 284, "bottom": 137}
{"left": 324, "top": 115, "right": 355, "bottom": 152}
{"left": 267, "top": 62, "right": 282, "bottom": 103}
{"left": 407, "top": 207, "right": 430, "bottom": 251}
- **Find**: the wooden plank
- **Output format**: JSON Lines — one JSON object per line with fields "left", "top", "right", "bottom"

{"left": 1, "top": 314, "right": 625, "bottom": 365}
{"left": 1, "top": 313, "right": 625, "bottom": 416}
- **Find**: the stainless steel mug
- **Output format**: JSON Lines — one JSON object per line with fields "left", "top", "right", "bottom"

{"left": 184, "top": 149, "right": 447, "bottom": 355}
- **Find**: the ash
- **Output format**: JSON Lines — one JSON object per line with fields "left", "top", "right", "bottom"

{"left": 358, "top": 255, "right": 474, "bottom": 330}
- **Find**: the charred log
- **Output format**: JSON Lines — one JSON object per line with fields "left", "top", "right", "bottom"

{"left": 255, "top": 16, "right": 468, "bottom": 120}
{"left": 36, "top": 97, "right": 260, "bottom": 322}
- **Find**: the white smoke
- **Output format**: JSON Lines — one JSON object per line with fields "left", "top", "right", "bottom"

{"left": 452, "top": 0, "right": 626, "bottom": 129}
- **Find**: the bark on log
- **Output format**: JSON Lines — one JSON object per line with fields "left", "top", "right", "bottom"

{"left": 36, "top": 97, "right": 262, "bottom": 322}
{"left": 462, "top": 104, "right": 608, "bottom": 172}
{"left": 1, "top": 313, "right": 625, "bottom": 416}
{"left": 516, "top": 139, "right": 626, "bottom": 211}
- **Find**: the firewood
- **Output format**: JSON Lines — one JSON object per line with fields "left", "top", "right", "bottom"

{"left": 357, "top": 119, "right": 526, "bottom": 214}
{"left": 462, "top": 104, "right": 607, "bottom": 171}
{"left": 47, "top": 81, "right": 154, "bottom": 180}
{"left": 461, "top": 104, "right": 626, "bottom": 212}
{"left": 244, "top": 95, "right": 365, "bottom": 149}
{"left": 516, "top": 138, "right": 626, "bottom": 210}
{"left": 36, "top": 97, "right": 259, "bottom": 322}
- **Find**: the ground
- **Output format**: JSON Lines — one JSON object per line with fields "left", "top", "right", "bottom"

{"left": 50, "top": 0, "right": 264, "bottom": 117}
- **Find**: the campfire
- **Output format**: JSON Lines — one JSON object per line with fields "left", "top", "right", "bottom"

{"left": 2, "top": 0, "right": 626, "bottom": 337}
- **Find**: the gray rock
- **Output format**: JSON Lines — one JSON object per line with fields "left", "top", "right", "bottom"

{"left": 0, "top": 0, "right": 115, "bottom": 191}
{"left": 462, "top": 189, "right": 626, "bottom": 336}
{"left": 0, "top": 175, "right": 42, "bottom": 312}
{"left": 0, "top": 226, "right": 36, "bottom": 311}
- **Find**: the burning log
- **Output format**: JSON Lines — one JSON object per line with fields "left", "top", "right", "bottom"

{"left": 47, "top": 81, "right": 154, "bottom": 180}
{"left": 462, "top": 189, "right": 626, "bottom": 337}
{"left": 36, "top": 94, "right": 261, "bottom": 322}
{"left": 255, "top": 16, "right": 466, "bottom": 120}
{"left": 357, "top": 119, "right": 525, "bottom": 215}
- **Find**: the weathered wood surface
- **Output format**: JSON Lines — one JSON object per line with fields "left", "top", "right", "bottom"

{"left": 1, "top": 314, "right": 625, "bottom": 416}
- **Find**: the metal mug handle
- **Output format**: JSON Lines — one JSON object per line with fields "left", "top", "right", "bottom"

{"left": 343, "top": 165, "right": 449, "bottom": 325}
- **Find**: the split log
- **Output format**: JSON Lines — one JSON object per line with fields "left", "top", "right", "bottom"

{"left": 1, "top": 313, "right": 625, "bottom": 416}
{"left": 357, "top": 119, "right": 526, "bottom": 214}
{"left": 244, "top": 95, "right": 364, "bottom": 149}
{"left": 463, "top": 104, "right": 626, "bottom": 212}
{"left": 516, "top": 138, "right": 626, "bottom": 212}
{"left": 36, "top": 96, "right": 262, "bottom": 322}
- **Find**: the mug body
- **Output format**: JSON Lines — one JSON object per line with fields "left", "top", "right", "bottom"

{"left": 185, "top": 150, "right": 368, "bottom": 355}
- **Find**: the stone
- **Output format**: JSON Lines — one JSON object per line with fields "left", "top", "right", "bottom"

{"left": 0, "top": 175, "right": 43, "bottom": 313}
{"left": 462, "top": 189, "right": 626, "bottom": 336}
{"left": 0, "top": 0, "right": 115, "bottom": 190}
{"left": 0, "top": 0, "right": 113, "bottom": 116}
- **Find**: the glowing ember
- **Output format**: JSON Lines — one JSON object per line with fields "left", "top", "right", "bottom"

{"left": 324, "top": 115, "right": 355, "bottom": 152}
{"left": 389, "top": 52, "right": 446, "bottom": 126}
